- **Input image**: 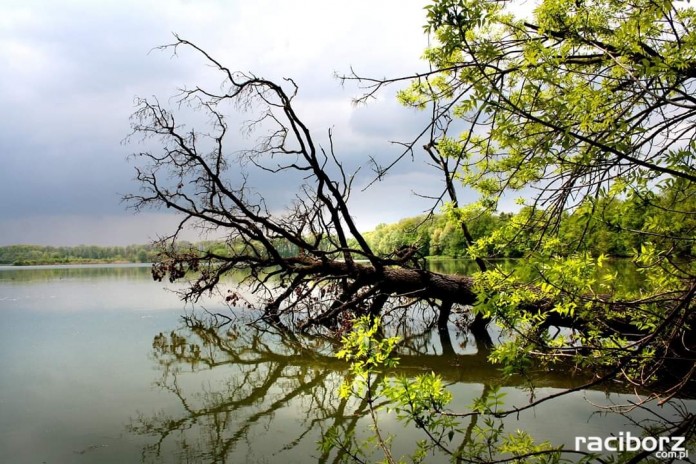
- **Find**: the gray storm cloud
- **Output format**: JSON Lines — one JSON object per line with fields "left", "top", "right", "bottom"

{"left": 0, "top": 0, "right": 462, "bottom": 246}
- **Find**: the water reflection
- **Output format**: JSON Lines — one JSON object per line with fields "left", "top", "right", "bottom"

{"left": 0, "top": 263, "right": 153, "bottom": 282}
{"left": 0, "top": 263, "right": 493, "bottom": 463}
{"left": 3, "top": 264, "right": 686, "bottom": 463}
{"left": 130, "top": 318, "right": 358, "bottom": 463}
{"left": 130, "top": 314, "right": 618, "bottom": 463}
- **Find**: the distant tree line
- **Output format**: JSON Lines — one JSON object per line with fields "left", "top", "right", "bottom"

{"left": 0, "top": 240, "right": 300, "bottom": 266}
{"left": 363, "top": 212, "right": 507, "bottom": 259}
{"left": 3, "top": 188, "right": 693, "bottom": 266}
{"left": 0, "top": 244, "right": 159, "bottom": 266}
{"left": 362, "top": 191, "right": 696, "bottom": 259}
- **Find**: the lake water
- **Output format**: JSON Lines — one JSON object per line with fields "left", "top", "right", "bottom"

{"left": 0, "top": 264, "right": 691, "bottom": 463}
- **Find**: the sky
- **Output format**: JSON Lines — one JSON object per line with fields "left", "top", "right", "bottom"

{"left": 0, "top": 0, "right": 465, "bottom": 246}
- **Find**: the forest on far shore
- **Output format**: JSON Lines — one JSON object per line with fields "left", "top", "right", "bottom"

{"left": 3, "top": 191, "right": 693, "bottom": 266}
{"left": 362, "top": 190, "right": 695, "bottom": 259}
{"left": 0, "top": 244, "right": 159, "bottom": 266}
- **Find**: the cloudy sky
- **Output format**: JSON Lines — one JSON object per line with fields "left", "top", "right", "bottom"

{"left": 0, "top": 0, "right": 462, "bottom": 246}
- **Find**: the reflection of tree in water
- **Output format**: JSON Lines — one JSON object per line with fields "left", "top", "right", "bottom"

{"left": 126, "top": 313, "right": 470, "bottom": 463}
{"left": 129, "top": 317, "right": 339, "bottom": 463}
{"left": 127, "top": 313, "right": 600, "bottom": 463}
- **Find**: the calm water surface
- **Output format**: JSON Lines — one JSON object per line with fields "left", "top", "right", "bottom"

{"left": 0, "top": 264, "right": 690, "bottom": 463}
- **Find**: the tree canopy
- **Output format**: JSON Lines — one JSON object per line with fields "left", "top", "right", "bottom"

{"left": 396, "top": 0, "right": 696, "bottom": 398}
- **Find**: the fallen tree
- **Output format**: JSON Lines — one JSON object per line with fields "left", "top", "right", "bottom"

{"left": 126, "top": 35, "right": 694, "bottom": 403}
{"left": 126, "top": 37, "right": 486, "bottom": 334}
